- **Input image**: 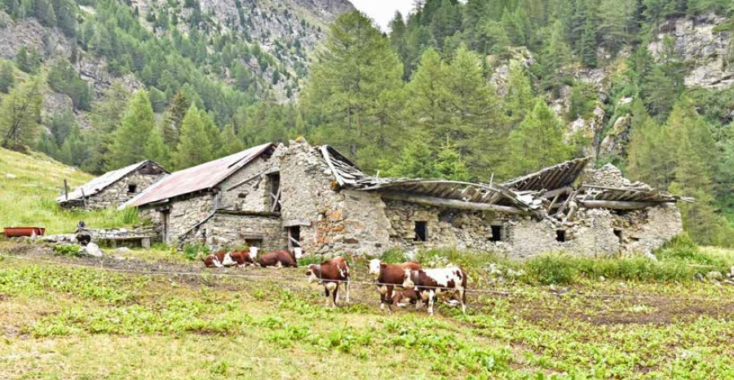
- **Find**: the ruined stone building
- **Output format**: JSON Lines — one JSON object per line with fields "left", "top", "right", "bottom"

{"left": 121, "top": 140, "right": 684, "bottom": 258}
{"left": 57, "top": 160, "right": 168, "bottom": 210}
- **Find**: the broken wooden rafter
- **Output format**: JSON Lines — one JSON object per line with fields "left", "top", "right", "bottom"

{"left": 580, "top": 200, "right": 669, "bottom": 210}
{"left": 379, "top": 191, "right": 523, "bottom": 214}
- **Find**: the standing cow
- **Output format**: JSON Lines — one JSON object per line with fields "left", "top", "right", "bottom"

{"left": 306, "top": 256, "right": 350, "bottom": 307}
{"left": 402, "top": 267, "right": 468, "bottom": 315}
{"left": 259, "top": 248, "right": 303, "bottom": 267}
{"left": 369, "top": 259, "right": 422, "bottom": 313}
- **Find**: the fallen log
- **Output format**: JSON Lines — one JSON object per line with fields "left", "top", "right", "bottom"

{"left": 580, "top": 200, "right": 667, "bottom": 210}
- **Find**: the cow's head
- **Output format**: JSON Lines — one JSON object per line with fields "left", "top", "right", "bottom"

{"left": 293, "top": 247, "right": 304, "bottom": 260}
{"left": 305, "top": 264, "right": 321, "bottom": 284}
{"left": 249, "top": 246, "right": 259, "bottom": 259}
{"left": 402, "top": 268, "right": 415, "bottom": 289}
{"left": 368, "top": 259, "right": 382, "bottom": 279}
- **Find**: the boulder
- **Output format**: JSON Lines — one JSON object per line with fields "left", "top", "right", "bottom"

{"left": 81, "top": 242, "right": 104, "bottom": 258}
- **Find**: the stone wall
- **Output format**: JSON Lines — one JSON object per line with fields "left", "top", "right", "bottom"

{"left": 612, "top": 205, "right": 683, "bottom": 256}
{"left": 276, "top": 140, "right": 390, "bottom": 256}
{"left": 384, "top": 200, "right": 508, "bottom": 255}
{"left": 179, "top": 211, "right": 287, "bottom": 251}
{"left": 219, "top": 155, "right": 277, "bottom": 212}
{"left": 68, "top": 170, "right": 166, "bottom": 210}
{"left": 150, "top": 193, "right": 215, "bottom": 245}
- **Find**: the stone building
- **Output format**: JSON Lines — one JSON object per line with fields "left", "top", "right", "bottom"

{"left": 57, "top": 160, "right": 168, "bottom": 210}
{"left": 123, "top": 140, "right": 684, "bottom": 258}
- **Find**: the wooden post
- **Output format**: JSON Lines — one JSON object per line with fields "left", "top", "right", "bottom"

{"left": 64, "top": 179, "right": 69, "bottom": 201}
{"left": 379, "top": 191, "right": 523, "bottom": 214}
{"left": 81, "top": 188, "right": 87, "bottom": 209}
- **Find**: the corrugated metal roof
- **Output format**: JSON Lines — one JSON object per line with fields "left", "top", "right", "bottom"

{"left": 57, "top": 160, "right": 166, "bottom": 204}
{"left": 319, "top": 145, "right": 539, "bottom": 212}
{"left": 125, "top": 143, "right": 275, "bottom": 208}
{"left": 502, "top": 156, "right": 593, "bottom": 191}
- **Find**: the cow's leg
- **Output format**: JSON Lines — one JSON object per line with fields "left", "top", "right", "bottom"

{"left": 325, "top": 282, "right": 338, "bottom": 307}
{"left": 386, "top": 285, "right": 394, "bottom": 314}
{"left": 324, "top": 286, "right": 331, "bottom": 307}
{"left": 460, "top": 289, "right": 467, "bottom": 315}
{"left": 332, "top": 284, "right": 339, "bottom": 307}
{"left": 345, "top": 279, "right": 350, "bottom": 304}
{"left": 428, "top": 290, "right": 435, "bottom": 316}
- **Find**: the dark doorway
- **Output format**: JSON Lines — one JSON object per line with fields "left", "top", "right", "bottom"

{"left": 490, "top": 225, "right": 503, "bottom": 242}
{"left": 268, "top": 173, "right": 281, "bottom": 212}
{"left": 288, "top": 226, "right": 301, "bottom": 248}
{"left": 128, "top": 184, "right": 138, "bottom": 193}
{"left": 556, "top": 230, "right": 567, "bottom": 242}
{"left": 414, "top": 221, "right": 427, "bottom": 242}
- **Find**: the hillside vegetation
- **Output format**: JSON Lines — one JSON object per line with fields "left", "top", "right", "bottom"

{"left": 0, "top": 147, "right": 138, "bottom": 234}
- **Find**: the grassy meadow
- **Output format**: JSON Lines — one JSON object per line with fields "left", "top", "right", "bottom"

{"left": 0, "top": 147, "right": 139, "bottom": 234}
{"left": 2, "top": 241, "right": 734, "bottom": 379}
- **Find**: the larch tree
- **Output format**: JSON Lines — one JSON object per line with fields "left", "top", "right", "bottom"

{"left": 0, "top": 78, "right": 42, "bottom": 150}
{"left": 173, "top": 106, "right": 213, "bottom": 170}
{"left": 501, "top": 99, "right": 572, "bottom": 178}
{"left": 144, "top": 125, "right": 171, "bottom": 169}
{"left": 0, "top": 61, "right": 15, "bottom": 93}
{"left": 301, "top": 11, "right": 405, "bottom": 171}
{"left": 108, "top": 90, "right": 155, "bottom": 169}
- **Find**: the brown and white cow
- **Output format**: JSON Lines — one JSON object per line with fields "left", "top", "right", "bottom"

{"left": 258, "top": 248, "right": 303, "bottom": 268}
{"left": 369, "top": 259, "right": 422, "bottom": 313}
{"left": 391, "top": 288, "right": 420, "bottom": 308}
{"left": 305, "top": 256, "right": 350, "bottom": 307}
{"left": 200, "top": 247, "right": 259, "bottom": 268}
{"left": 402, "top": 266, "right": 467, "bottom": 315}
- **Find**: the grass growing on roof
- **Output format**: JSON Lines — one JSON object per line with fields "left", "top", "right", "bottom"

{"left": 0, "top": 147, "right": 142, "bottom": 234}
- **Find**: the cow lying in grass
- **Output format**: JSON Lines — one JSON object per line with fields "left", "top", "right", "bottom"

{"left": 402, "top": 266, "right": 468, "bottom": 316}
{"left": 200, "top": 247, "right": 259, "bottom": 268}
{"left": 369, "top": 259, "right": 422, "bottom": 313}
{"left": 306, "top": 256, "right": 350, "bottom": 307}
{"left": 258, "top": 248, "right": 303, "bottom": 268}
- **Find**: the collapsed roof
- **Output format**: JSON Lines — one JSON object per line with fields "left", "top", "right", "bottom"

{"left": 320, "top": 145, "right": 682, "bottom": 214}
{"left": 57, "top": 160, "right": 168, "bottom": 204}
{"left": 124, "top": 143, "right": 275, "bottom": 208}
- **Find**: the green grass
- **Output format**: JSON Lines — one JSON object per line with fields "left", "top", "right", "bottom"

{"left": 1, "top": 254, "right": 734, "bottom": 379}
{"left": 0, "top": 147, "right": 140, "bottom": 234}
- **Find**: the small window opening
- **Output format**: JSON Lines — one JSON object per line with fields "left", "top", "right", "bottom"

{"left": 556, "top": 230, "right": 567, "bottom": 242}
{"left": 245, "top": 239, "right": 263, "bottom": 248}
{"left": 614, "top": 229, "right": 623, "bottom": 243}
{"left": 490, "top": 225, "right": 503, "bottom": 242}
{"left": 268, "top": 173, "right": 281, "bottom": 212}
{"left": 128, "top": 184, "right": 137, "bottom": 193}
{"left": 288, "top": 226, "right": 301, "bottom": 248}
{"left": 414, "top": 221, "right": 427, "bottom": 242}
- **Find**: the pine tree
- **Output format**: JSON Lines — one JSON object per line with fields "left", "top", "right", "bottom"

{"left": 380, "top": 131, "right": 439, "bottom": 179}
{"left": 642, "top": 66, "right": 678, "bottom": 120}
{"left": 217, "top": 124, "right": 245, "bottom": 157}
{"left": 108, "top": 90, "right": 155, "bottom": 169}
{"left": 301, "top": 11, "right": 405, "bottom": 171}
{"left": 446, "top": 45, "right": 506, "bottom": 177}
{"left": 202, "top": 110, "right": 223, "bottom": 157}
{"left": 85, "top": 82, "right": 131, "bottom": 174}
{"left": 501, "top": 99, "right": 572, "bottom": 178}
{"left": 627, "top": 100, "right": 672, "bottom": 189}
{"left": 59, "top": 125, "right": 88, "bottom": 166}
{"left": 163, "top": 90, "right": 190, "bottom": 146}
{"left": 144, "top": 125, "right": 171, "bottom": 168}
{"left": 0, "top": 61, "right": 15, "bottom": 93}
{"left": 405, "top": 47, "right": 451, "bottom": 135}
{"left": 16, "top": 46, "right": 31, "bottom": 73}
{"left": 435, "top": 137, "right": 471, "bottom": 181}
{"left": 597, "top": 0, "right": 633, "bottom": 53}
{"left": 541, "top": 20, "right": 573, "bottom": 95}
{"left": 33, "top": 0, "right": 56, "bottom": 27}
{"left": 504, "top": 62, "right": 534, "bottom": 128}
{"left": 173, "top": 105, "right": 213, "bottom": 170}
{"left": 0, "top": 78, "right": 42, "bottom": 150}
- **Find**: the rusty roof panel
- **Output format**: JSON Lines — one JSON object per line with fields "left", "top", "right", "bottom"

{"left": 502, "top": 156, "right": 593, "bottom": 191}
{"left": 58, "top": 160, "right": 168, "bottom": 204}
{"left": 125, "top": 143, "right": 275, "bottom": 208}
